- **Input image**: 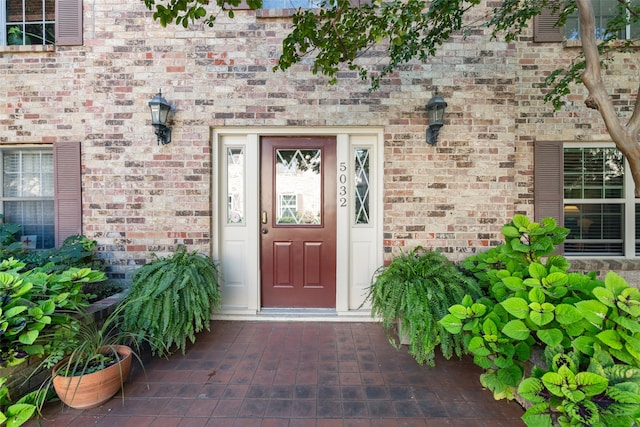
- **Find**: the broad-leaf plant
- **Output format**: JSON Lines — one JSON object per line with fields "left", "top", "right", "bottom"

{"left": 440, "top": 214, "right": 640, "bottom": 426}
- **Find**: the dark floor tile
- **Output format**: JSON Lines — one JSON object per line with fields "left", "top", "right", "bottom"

{"left": 341, "top": 386, "right": 364, "bottom": 400}
{"left": 316, "top": 399, "right": 343, "bottom": 418}
{"left": 212, "top": 399, "right": 243, "bottom": 417}
{"left": 364, "top": 385, "right": 388, "bottom": 399}
{"left": 265, "top": 399, "right": 292, "bottom": 417}
{"left": 270, "top": 385, "right": 294, "bottom": 399}
{"left": 416, "top": 399, "right": 448, "bottom": 418}
{"left": 238, "top": 399, "right": 269, "bottom": 417}
{"left": 291, "top": 400, "right": 317, "bottom": 417}
{"left": 318, "top": 385, "right": 340, "bottom": 399}
{"left": 393, "top": 400, "right": 422, "bottom": 418}
{"left": 343, "top": 400, "right": 368, "bottom": 418}
{"left": 294, "top": 385, "right": 316, "bottom": 399}
{"left": 367, "top": 400, "right": 396, "bottom": 418}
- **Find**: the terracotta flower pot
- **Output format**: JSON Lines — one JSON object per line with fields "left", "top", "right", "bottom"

{"left": 52, "top": 345, "right": 132, "bottom": 409}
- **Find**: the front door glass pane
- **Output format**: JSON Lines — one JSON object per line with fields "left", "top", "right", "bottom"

{"left": 227, "top": 147, "right": 244, "bottom": 224}
{"left": 355, "top": 148, "right": 370, "bottom": 224}
{"left": 275, "top": 149, "right": 321, "bottom": 225}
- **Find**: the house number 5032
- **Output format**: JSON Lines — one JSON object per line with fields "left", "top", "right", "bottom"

{"left": 338, "top": 162, "right": 347, "bottom": 208}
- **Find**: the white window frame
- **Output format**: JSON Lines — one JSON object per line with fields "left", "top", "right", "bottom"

{"left": 563, "top": 142, "right": 636, "bottom": 257}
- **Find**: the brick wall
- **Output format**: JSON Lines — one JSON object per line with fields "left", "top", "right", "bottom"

{"left": 1, "top": 1, "right": 637, "bottom": 280}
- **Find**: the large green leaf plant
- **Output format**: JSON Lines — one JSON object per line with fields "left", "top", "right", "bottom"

{"left": 440, "top": 214, "right": 640, "bottom": 426}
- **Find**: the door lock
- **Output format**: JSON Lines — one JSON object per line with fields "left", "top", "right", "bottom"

{"left": 261, "top": 211, "right": 268, "bottom": 224}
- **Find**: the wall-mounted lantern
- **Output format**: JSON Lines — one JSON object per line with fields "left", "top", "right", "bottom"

{"left": 425, "top": 89, "right": 447, "bottom": 145}
{"left": 148, "top": 89, "right": 172, "bottom": 145}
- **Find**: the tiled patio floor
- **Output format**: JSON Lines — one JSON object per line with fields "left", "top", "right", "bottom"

{"left": 27, "top": 321, "right": 525, "bottom": 426}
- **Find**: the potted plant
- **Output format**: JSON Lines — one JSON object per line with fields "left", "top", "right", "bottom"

{"left": 122, "top": 245, "right": 221, "bottom": 356}
{"left": 362, "top": 246, "right": 481, "bottom": 366}
{"left": 43, "top": 299, "right": 164, "bottom": 409}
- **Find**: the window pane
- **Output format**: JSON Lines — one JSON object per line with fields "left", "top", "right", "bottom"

{"left": 564, "top": 203, "right": 623, "bottom": 255}
{"left": 563, "top": 147, "right": 623, "bottom": 199}
{"left": 227, "top": 147, "right": 244, "bottom": 224}
{"left": 564, "top": 0, "right": 630, "bottom": 40}
{"left": 4, "top": 200, "right": 55, "bottom": 249}
{"left": 262, "top": 0, "right": 321, "bottom": 7}
{"left": 355, "top": 148, "right": 370, "bottom": 224}
{"left": 3, "top": 151, "right": 54, "bottom": 197}
{"left": 275, "top": 149, "right": 321, "bottom": 225}
{"left": 5, "top": 0, "right": 54, "bottom": 45}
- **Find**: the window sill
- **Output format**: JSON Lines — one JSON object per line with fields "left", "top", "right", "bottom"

{"left": 0, "top": 45, "right": 55, "bottom": 53}
{"left": 256, "top": 8, "right": 303, "bottom": 18}
{"left": 563, "top": 39, "right": 640, "bottom": 49}
{"left": 568, "top": 257, "right": 640, "bottom": 273}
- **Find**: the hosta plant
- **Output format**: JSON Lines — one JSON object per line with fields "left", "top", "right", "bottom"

{"left": 362, "top": 247, "right": 481, "bottom": 366}
{"left": 122, "top": 245, "right": 222, "bottom": 355}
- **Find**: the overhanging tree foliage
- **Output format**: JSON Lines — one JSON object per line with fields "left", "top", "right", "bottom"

{"left": 143, "top": 0, "right": 640, "bottom": 194}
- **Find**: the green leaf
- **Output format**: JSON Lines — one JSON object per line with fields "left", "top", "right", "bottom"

{"left": 537, "top": 329, "right": 563, "bottom": 347}
{"left": 517, "top": 377, "right": 546, "bottom": 403}
{"left": 5, "top": 403, "right": 36, "bottom": 427}
{"left": 574, "top": 372, "right": 608, "bottom": 396}
{"left": 502, "top": 320, "right": 530, "bottom": 340}
{"left": 501, "top": 297, "right": 529, "bottom": 319}
{"left": 502, "top": 276, "right": 526, "bottom": 291}
{"left": 3, "top": 306, "right": 27, "bottom": 318}
{"left": 596, "top": 329, "right": 623, "bottom": 350}
{"left": 496, "top": 364, "right": 523, "bottom": 387}
{"left": 592, "top": 286, "right": 616, "bottom": 308}
{"left": 440, "top": 314, "right": 462, "bottom": 334}
{"left": 529, "top": 302, "right": 555, "bottom": 326}
{"left": 541, "top": 371, "right": 566, "bottom": 398}
{"left": 468, "top": 336, "right": 491, "bottom": 356}
{"left": 613, "top": 315, "right": 640, "bottom": 333}
{"left": 521, "top": 403, "right": 553, "bottom": 427}
{"left": 529, "top": 263, "right": 547, "bottom": 280}
{"left": 575, "top": 300, "right": 608, "bottom": 327}
{"left": 447, "top": 305, "right": 468, "bottom": 319}
{"left": 528, "top": 287, "right": 545, "bottom": 303}
{"left": 573, "top": 336, "right": 595, "bottom": 356}
{"left": 501, "top": 225, "right": 520, "bottom": 237}
{"left": 512, "top": 214, "right": 530, "bottom": 230}
{"left": 555, "top": 304, "right": 583, "bottom": 325}
{"left": 18, "top": 329, "right": 38, "bottom": 345}
{"left": 482, "top": 318, "right": 498, "bottom": 338}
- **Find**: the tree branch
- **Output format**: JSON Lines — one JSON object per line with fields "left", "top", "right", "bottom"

{"left": 577, "top": 0, "right": 626, "bottom": 143}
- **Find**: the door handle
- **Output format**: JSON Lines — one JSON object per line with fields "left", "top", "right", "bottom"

{"left": 261, "top": 211, "right": 268, "bottom": 224}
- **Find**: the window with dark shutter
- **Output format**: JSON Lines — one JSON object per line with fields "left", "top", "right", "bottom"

{"left": 533, "top": 7, "right": 563, "bottom": 42}
{"left": 55, "top": 0, "right": 83, "bottom": 46}
{"left": 54, "top": 141, "right": 82, "bottom": 247}
{"left": 534, "top": 140, "right": 564, "bottom": 252}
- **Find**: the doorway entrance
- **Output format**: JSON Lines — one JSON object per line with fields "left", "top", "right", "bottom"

{"left": 214, "top": 127, "right": 383, "bottom": 316}
{"left": 259, "top": 136, "right": 336, "bottom": 308}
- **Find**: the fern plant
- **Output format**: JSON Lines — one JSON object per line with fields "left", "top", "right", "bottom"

{"left": 122, "top": 245, "right": 221, "bottom": 355}
{"left": 362, "top": 247, "right": 481, "bottom": 366}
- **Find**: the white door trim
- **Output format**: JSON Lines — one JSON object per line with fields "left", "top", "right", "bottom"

{"left": 211, "top": 127, "right": 383, "bottom": 320}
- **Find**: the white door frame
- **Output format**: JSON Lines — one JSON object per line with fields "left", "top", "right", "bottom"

{"left": 211, "top": 127, "right": 383, "bottom": 319}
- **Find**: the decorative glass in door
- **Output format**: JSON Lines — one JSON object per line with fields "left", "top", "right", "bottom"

{"left": 275, "top": 149, "right": 321, "bottom": 225}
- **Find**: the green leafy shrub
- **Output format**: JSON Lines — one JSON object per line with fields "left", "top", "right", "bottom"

{"left": 440, "top": 214, "right": 640, "bottom": 426}
{"left": 122, "top": 245, "right": 222, "bottom": 356}
{"left": 0, "top": 220, "right": 104, "bottom": 274}
{"left": 362, "top": 247, "right": 481, "bottom": 366}
{"left": 0, "top": 258, "right": 104, "bottom": 427}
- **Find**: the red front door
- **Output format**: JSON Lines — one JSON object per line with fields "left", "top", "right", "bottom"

{"left": 260, "top": 136, "right": 337, "bottom": 308}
